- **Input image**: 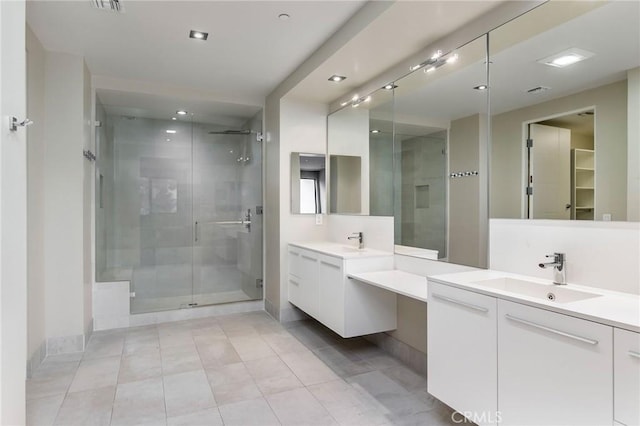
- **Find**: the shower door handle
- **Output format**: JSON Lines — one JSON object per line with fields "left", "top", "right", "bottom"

{"left": 194, "top": 221, "right": 199, "bottom": 242}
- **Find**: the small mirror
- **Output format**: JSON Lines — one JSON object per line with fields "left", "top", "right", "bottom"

{"left": 329, "top": 155, "right": 361, "bottom": 214}
{"left": 291, "top": 152, "right": 326, "bottom": 214}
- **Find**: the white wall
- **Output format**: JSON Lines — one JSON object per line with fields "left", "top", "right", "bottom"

{"left": 490, "top": 219, "right": 640, "bottom": 295}
{"left": 628, "top": 68, "right": 639, "bottom": 221}
{"left": 0, "top": 0, "right": 27, "bottom": 422}
{"left": 26, "top": 25, "right": 47, "bottom": 374}
{"left": 42, "top": 51, "right": 92, "bottom": 348}
{"left": 278, "top": 98, "right": 328, "bottom": 319}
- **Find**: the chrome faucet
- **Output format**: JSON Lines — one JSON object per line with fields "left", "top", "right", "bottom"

{"left": 347, "top": 232, "right": 364, "bottom": 249}
{"left": 538, "top": 252, "right": 566, "bottom": 285}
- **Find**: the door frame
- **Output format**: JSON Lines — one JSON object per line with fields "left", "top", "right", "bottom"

{"left": 520, "top": 105, "right": 596, "bottom": 219}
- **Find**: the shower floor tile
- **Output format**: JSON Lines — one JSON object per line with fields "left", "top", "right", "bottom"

{"left": 26, "top": 311, "right": 461, "bottom": 426}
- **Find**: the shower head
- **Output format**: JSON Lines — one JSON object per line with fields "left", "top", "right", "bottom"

{"left": 208, "top": 129, "right": 252, "bottom": 135}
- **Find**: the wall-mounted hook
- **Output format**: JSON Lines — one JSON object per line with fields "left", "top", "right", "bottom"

{"left": 9, "top": 116, "right": 34, "bottom": 132}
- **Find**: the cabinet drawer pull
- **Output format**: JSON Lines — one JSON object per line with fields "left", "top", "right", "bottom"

{"left": 628, "top": 350, "right": 640, "bottom": 359}
{"left": 320, "top": 261, "right": 340, "bottom": 269}
{"left": 301, "top": 255, "right": 316, "bottom": 261}
{"left": 505, "top": 314, "right": 598, "bottom": 345}
{"left": 432, "top": 293, "right": 489, "bottom": 313}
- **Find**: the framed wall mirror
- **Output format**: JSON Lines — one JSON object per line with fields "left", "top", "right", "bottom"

{"left": 291, "top": 152, "right": 326, "bottom": 214}
{"left": 490, "top": 0, "right": 640, "bottom": 222}
{"left": 392, "top": 35, "right": 489, "bottom": 268}
{"left": 327, "top": 86, "right": 394, "bottom": 215}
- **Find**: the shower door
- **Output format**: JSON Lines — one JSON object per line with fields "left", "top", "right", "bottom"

{"left": 95, "top": 100, "right": 263, "bottom": 314}
{"left": 191, "top": 124, "right": 264, "bottom": 307}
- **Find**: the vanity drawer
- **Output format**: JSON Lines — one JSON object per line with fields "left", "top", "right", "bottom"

{"left": 614, "top": 328, "right": 640, "bottom": 426}
{"left": 497, "top": 300, "right": 612, "bottom": 425}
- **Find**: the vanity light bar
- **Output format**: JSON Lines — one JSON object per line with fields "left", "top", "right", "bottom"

{"left": 449, "top": 171, "right": 479, "bottom": 178}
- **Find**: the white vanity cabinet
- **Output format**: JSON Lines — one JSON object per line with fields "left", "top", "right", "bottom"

{"left": 497, "top": 300, "right": 613, "bottom": 426}
{"left": 614, "top": 328, "right": 640, "bottom": 426}
{"left": 427, "top": 282, "right": 498, "bottom": 426}
{"left": 287, "top": 247, "right": 320, "bottom": 318}
{"left": 288, "top": 244, "right": 396, "bottom": 338}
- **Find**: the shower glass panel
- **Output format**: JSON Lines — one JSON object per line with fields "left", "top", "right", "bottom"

{"left": 95, "top": 94, "right": 263, "bottom": 314}
{"left": 192, "top": 122, "right": 264, "bottom": 306}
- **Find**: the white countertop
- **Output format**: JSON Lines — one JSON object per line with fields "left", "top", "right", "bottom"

{"left": 429, "top": 270, "right": 640, "bottom": 333}
{"left": 289, "top": 241, "right": 393, "bottom": 260}
{"left": 347, "top": 270, "right": 428, "bottom": 302}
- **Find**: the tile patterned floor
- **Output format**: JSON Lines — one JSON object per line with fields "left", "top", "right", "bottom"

{"left": 26, "top": 311, "right": 465, "bottom": 426}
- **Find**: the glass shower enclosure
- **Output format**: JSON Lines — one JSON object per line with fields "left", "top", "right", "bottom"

{"left": 95, "top": 94, "right": 263, "bottom": 314}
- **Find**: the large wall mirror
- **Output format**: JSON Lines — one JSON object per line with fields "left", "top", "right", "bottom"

{"left": 327, "top": 87, "right": 394, "bottom": 216}
{"left": 327, "top": 35, "right": 490, "bottom": 268}
{"left": 490, "top": 1, "right": 639, "bottom": 222}
{"left": 393, "top": 35, "right": 489, "bottom": 268}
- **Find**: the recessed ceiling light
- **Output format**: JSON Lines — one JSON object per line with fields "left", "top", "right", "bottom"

{"left": 176, "top": 110, "right": 188, "bottom": 115}
{"left": 166, "top": 130, "right": 177, "bottom": 134}
{"left": 278, "top": 13, "right": 290, "bottom": 20}
{"left": 382, "top": 84, "right": 397, "bottom": 90}
{"left": 189, "top": 30, "right": 208, "bottom": 40}
{"left": 425, "top": 66, "right": 436, "bottom": 73}
{"left": 538, "top": 48, "right": 594, "bottom": 68}
{"left": 171, "top": 117, "right": 177, "bottom": 120}
{"left": 474, "top": 85, "right": 488, "bottom": 90}
{"left": 166, "top": 138, "right": 171, "bottom": 142}
{"left": 446, "top": 54, "right": 459, "bottom": 64}
{"left": 370, "top": 129, "right": 380, "bottom": 134}
{"left": 340, "top": 101, "right": 349, "bottom": 107}
{"left": 329, "top": 74, "right": 346, "bottom": 83}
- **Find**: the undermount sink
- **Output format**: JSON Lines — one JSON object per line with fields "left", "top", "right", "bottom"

{"left": 474, "top": 277, "right": 602, "bottom": 303}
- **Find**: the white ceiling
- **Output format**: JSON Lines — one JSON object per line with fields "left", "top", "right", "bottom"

{"left": 287, "top": 0, "right": 502, "bottom": 103}
{"left": 27, "top": 0, "right": 510, "bottom": 122}
{"left": 26, "top": 0, "right": 366, "bottom": 109}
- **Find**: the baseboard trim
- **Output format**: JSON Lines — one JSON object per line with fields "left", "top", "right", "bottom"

{"left": 365, "top": 332, "right": 427, "bottom": 376}
{"left": 26, "top": 341, "right": 47, "bottom": 378}
{"left": 46, "top": 334, "right": 85, "bottom": 357}
{"left": 264, "top": 298, "right": 279, "bottom": 321}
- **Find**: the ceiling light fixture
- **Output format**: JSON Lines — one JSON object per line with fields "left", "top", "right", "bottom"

{"left": 189, "top": 30, "right": 208, "bottom": 40}
{"left": 370, "top": 129, "right": 380, "bottom": 134}
{"left": 166, "top": 130, "right": 177, "bottom": 134}
{"left": 176, "top": 110, "right": 188, "bottom": 115}
{"left": 278, "top": 13, "right": 290, "bottom": 20}
{"left": 446, "top": 54, "right": 459, "bottom": 64}
{"left": 171, "top": 117, "right": 177, "bottom": 120}
{"left": 538, "top": 48, "right": 594, "bottom": 68}
{"left": 382, "top": 84, "right": 397, "bottom": 90}
{"left": 474, "top": 85, "right": 488, "bottom": 90}
{"left": 329, "top": 74, "right": 347, "bottom": 83}
{"left": 340, "top": 101, "right": 349, "bottom": 107}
